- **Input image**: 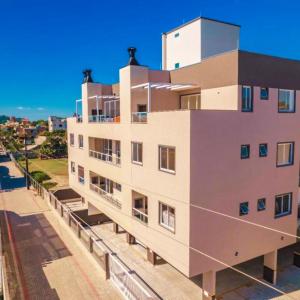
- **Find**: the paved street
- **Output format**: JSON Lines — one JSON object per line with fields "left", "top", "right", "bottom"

{"left": 0, "top": 155, "right": 121, "bottom": 300}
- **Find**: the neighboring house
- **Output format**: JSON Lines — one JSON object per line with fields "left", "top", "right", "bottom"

{"left": 48, "top": 116, "right": 67, "bottom": 132}
{"left": 67, "top": 17, "right": 300, "bottom": 300}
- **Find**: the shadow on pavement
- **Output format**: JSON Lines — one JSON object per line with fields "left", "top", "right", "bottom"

{"left": 0, "top": 210, "right": 72, "bottom": 299}
{"left": 0, "top": 165, "right": 26, "bottom": 190}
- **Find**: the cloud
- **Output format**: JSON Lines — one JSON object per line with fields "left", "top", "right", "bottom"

{"left": 37, "top": 107, "right": 45, "bottom": 111}
{"left": 17, "top": 106, "right": 31, "bottom": 110}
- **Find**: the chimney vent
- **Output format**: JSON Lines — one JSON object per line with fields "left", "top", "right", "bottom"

{"left": 127, "top": 47, "right": 139, "bottom": 66}
{"left": 82, "top": 69, "right": 93, "bottom": 83}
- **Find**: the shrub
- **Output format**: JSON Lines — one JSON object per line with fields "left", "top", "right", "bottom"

{"left": 42, "top": 181, "right": 57, "bottom": 190}
{"left": 31, "top": 170, "right": 50, "bottom": 183}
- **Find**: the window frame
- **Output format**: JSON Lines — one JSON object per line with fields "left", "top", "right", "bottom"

{"left": 259, "top": 143, "right": 268, "bottom": 157}
{"left": 275, "top": 193, "right": 292, "bottom": 218}
{"left": 159, "top": 145, "right": 176, "bottom": 174}
{"left": 257, "top": 198, "right": 266, "bottom": 211}
{"left": 241, "top": 86, "right": 253, "bottom": 112}
{"left": 239, "top": 202, "right": 249, "bottom": 216}
{"left": 278, "top": 89, "right": 296, "bottom": 113}
{"left": 69, "top": 133, "right": 74, "bottom": 146}
{"left": 78, "top": 134, "right": 84, "bottom": 149}
{"left": 70, "top": 161, "right": 76, "bottom": 174}
{"left": 131, "top": 142, "right": 143, "bottom": 165}
{"left": 240, "top": 144, "right": 250, "bottom": 159}
{"left": 276, "top": 142, "right": 294, "bottom": 167}
{"left": 260, "top": 87, "right": 269, "bottom": 100}
{"left": 159, "top": 202, "right": 176, "bottom": 233}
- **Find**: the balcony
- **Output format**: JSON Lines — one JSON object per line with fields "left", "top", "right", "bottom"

{"left": 89, "top": 138, "right": 121, "bottom": 166}
{"left": 131, "top": 112, "right": 147, "bottom": 123}
{"left": 132, "top": 191, "right": 148, "bottom": 224}
{"left": 89, "top": 115, "right": 120, "bottom": 123}
{"left": 90, "top": 172, "right": 122, "bottom": 209}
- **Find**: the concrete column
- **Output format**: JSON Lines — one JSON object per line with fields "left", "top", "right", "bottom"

{"left": 263, "top": 250, "right": 277, "bottom": 284}
{"left": 202, "top": 271, "right": 216, "bottom": 300}
{"left": 126, "top": 232, "right": 136, "bottom": 245}
{"left": 113, "top": 223, "right": 119, "bottom": 234}
{"left": 147, "top": 248, "right": 158, "bottom": 265}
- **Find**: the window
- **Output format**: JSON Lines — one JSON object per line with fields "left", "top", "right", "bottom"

{"left": 159, "top": 202, "right": 175, "bottom": 232}
{"left": 70, "top": 133, "right": 74, "bottom": 146}
{"left": 278, "top": 89, "right": 295, "bottom": 112}
{"left": 241, "top": 145, "right": 250, "bottom": 159}
{"left": 257, "top": 198, "right": 266, "bottom": 211}
{"left": 137, "top": 104, "right": 147, "bottom": 112}
{"left": 260, "top": 88, "right": 269, "bottom": 100}
{"left": 259, "top": 143, "right": 268, "bottom": 157}
{"left": 114, "top": 183, "right": 122, "bottom": 192}
{"left": 132, "top": 196, "right": 148, "bottom": 223}
{"left": 175, "top": 62, "right": 180, "bottom": 69}
{"left": 78, "top": 134, "right": 84, "bottom": 148}
{"left": 159, "top": 146, "right": 175, "bottom": 173}
{"left": 275, "top": 193, "right": 292, "bottom": 217}
{"left": 132, "top": 142, "right": 143, "bottom": 164}
{"left": 240, "top": 202, "right": 249, "bottom": 216}
{"left": 277, "top": 142, "right": 294, "bottom": 167}
{"left": 180, "top": 94, "right": 201, "bottom": 110}
{"left": 71, "top": 161, "right": 75, "bottom": 173}
{"left": 174, "top": 32, "right": 180, "bottom": 38}
{"left": 242, "top": 86, "right": 253, "bottom": 112}
{"left": 78, "top": 165, "right": 85, "bottom": 184}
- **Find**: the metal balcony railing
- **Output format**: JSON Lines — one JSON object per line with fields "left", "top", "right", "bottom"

{"left": 90, "top": 183, "right": 122, "bottom": 209}
{"left": 89, "top": 150, "right": 121, "bottom": 165}
{"left": 132, "top": 208, "right": 148, "bottom": 224}
{"left": 131, "top": 112, "right": 147, "bottom": 123}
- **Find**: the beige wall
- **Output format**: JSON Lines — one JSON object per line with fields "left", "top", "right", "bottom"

{"left": 200, "top": 85, "right": 239, "bottom": 110}
{"left": 68, "top": 64, "right": 299, "bottom": 279}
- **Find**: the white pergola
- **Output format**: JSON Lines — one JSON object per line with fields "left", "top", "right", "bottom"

{"left": 88, "top": 95, "right": 120, "bottom": 118}
{"left": 131, "top": 82, "right": 197, "bottom": 112}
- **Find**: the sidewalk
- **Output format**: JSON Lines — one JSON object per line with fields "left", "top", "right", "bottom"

{"left": 0, "top": 157, "right": 121, "bottom": 300}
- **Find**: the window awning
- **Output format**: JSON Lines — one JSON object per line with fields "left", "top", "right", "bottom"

{"left": 131, "top": 82, "right": 198, "bottom": 91}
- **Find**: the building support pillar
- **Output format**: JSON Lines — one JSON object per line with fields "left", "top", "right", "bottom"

{"left": 147, "top": 248, "right": 158, "bottom": 265}
{"left": 126, "top": 232, "right": 135, "bottom": 244}
{"left": 263, "top": 250, "right": 277, "bottom": 284}
{"left": 202, "top": 270, "right": 216, "bottom": 300}
{"left": 113, "top": 223, "right": 119, "bottom": 234}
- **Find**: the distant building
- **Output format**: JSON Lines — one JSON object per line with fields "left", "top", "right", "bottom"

{"left": 48, "top": 116, "right": 67, "bottom": 132}
{"left": 9, "top": 116, "right": 16, "bottom": 122}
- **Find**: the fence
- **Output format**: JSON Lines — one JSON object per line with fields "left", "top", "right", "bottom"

{"left": 6, "top": 150, "right": 159, "bottom": 300}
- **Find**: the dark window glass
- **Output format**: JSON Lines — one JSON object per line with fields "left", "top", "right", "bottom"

{"left": 174, "top": 32, "right": 180, "bottom": 38}
{"left": 241, "top": 145, "right": 250, "bottom": 159}
{"left": 240, "top": 202, "right": 249, "bottom": 216}
{"left": 259, "top": 143, "right": 268, "bottom": 157}
{"left": 260, "top": 88, "right": 269, "bottom": 100}
{"left": 275, "top": 193, "right": 292, "bottom": 217}
{"left": 257, "top": 198, "right": 266, "bottom": 211}
{"left": 175, "top": 63, "right": 180, "bottom": 69}
{"left": 242, "top": 86, "right": 253, "bottom": 112}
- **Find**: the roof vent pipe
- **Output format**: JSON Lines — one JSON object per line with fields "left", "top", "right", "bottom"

{"left": 127, "top": 47, "right": 139, "bottom": 66}
{"left": 82, "top": 69, "right": 94, "bottom": 83}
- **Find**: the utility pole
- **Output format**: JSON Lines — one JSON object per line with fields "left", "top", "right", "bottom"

{"left": 24, "top": 132, "right": 30, "bottom": 190}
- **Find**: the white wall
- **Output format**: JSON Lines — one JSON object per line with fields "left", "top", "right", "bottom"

{"left": 162, "top": 18, "right": 240, "bottom": 70}
{"left": 163, "top": 19, "right": 201, "bottom": 70}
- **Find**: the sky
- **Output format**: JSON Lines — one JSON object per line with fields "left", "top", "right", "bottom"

{"left": 0, "top": 0, "right": 300, "bottom": 120}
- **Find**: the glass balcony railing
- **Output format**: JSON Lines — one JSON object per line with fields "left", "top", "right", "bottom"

{"left": 131, "top": 112, "right": 147, "bottom": 123}
{"left": 89, "top": 115, "right": 120, "bottom": 123}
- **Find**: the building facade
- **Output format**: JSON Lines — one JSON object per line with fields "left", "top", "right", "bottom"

{"left": 67, "top": 18, "right": 299, "bottom": 300}
{"left": 48, "top": 116, "right": 67, "bottom": 132}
